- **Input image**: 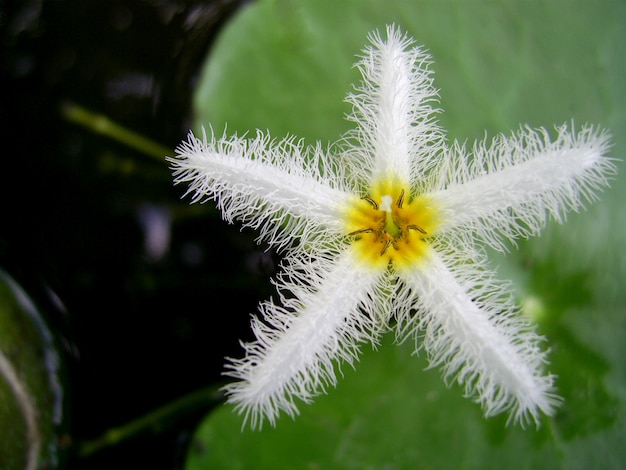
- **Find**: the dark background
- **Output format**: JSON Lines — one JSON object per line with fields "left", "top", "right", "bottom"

{"left": 1, "top": 0, "right": 277, "bottom": 467}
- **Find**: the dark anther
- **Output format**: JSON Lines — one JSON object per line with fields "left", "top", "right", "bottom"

{"left": 361, "top": 196, "right": 379, "bottom": 210}
{"left": 397, "top": 189, "right": 405, "bottom": 209}
{"left": 348, "top": 228, "right": 374, "bottom": 236}
{"left": 380, "top": 239, "right": 392, "bottom": 255}
{"left": 407, "top": 224, "right": 427, "bottom": 234}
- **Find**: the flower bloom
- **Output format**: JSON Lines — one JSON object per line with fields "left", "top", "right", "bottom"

{"left": 170, "top": 25, "right": 614, "bottom": 429}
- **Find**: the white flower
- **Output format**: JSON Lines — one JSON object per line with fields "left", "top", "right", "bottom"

{"left": 169, "top": 25, "right": 615, "bottom": 429}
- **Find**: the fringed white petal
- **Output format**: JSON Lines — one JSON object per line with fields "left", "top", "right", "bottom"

{"left": 169, "top": 127, "right": 353, "bottom": 251}
{"left": 343, "top": 24, "right": 444, "bottom": 189}
{"left": 395, "top": 249, "right": 560, "bottom": 426}
{"left": 169, "top": 25, "right": 616, "bottom": 430}
{"left": 223, "top": 249, "right": 386, "bottom": 429}
{"left": 430, "top": 124, "right": 615, "bottom": 251}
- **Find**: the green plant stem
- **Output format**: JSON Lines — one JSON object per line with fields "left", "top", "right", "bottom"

{"left": 77, "top": 385, "right": 225, "bottom": 458}
{"left": 61, "top": 102, "right": 173, "bottom": 160}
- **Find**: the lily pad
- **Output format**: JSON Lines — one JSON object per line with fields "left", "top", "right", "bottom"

{"left": 0, "top": 271, "right": 67, "bottom": 469}
{"left": 186, "top": 0, "right": 625, "bottom": 468}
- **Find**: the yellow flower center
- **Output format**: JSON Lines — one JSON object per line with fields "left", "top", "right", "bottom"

{"left": 345, "top": 178, "right": 439, "bottom": 270}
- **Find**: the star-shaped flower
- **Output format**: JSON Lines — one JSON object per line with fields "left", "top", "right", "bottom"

{"left": 170, "top": 25, "right": 614, "bottom": 429}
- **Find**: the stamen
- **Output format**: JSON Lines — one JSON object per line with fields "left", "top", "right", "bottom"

{"left": 347, "top": 184, "right": 435, "bottom": 265}
{"left": 397, "top": 189, "right": 405, "bottom": 209}
{"left": 361, "top": 197, "right": 379, "bottom": 210}
{"left": 407, "top": 224, "right": 427, "bottom": 235}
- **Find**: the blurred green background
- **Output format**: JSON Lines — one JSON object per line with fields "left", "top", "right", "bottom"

{"left": 1, "top": 0, "right": 624, "bottom": 468}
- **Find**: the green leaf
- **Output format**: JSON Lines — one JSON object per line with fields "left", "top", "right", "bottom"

{"left": 187, "top": 0, "right": 626, "bottom": 468}
{"left": 0, "top": 271, "right": 68, "bottom": 469}
{"left": 186, "top": 335, "right": 560, "bottom": 470}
